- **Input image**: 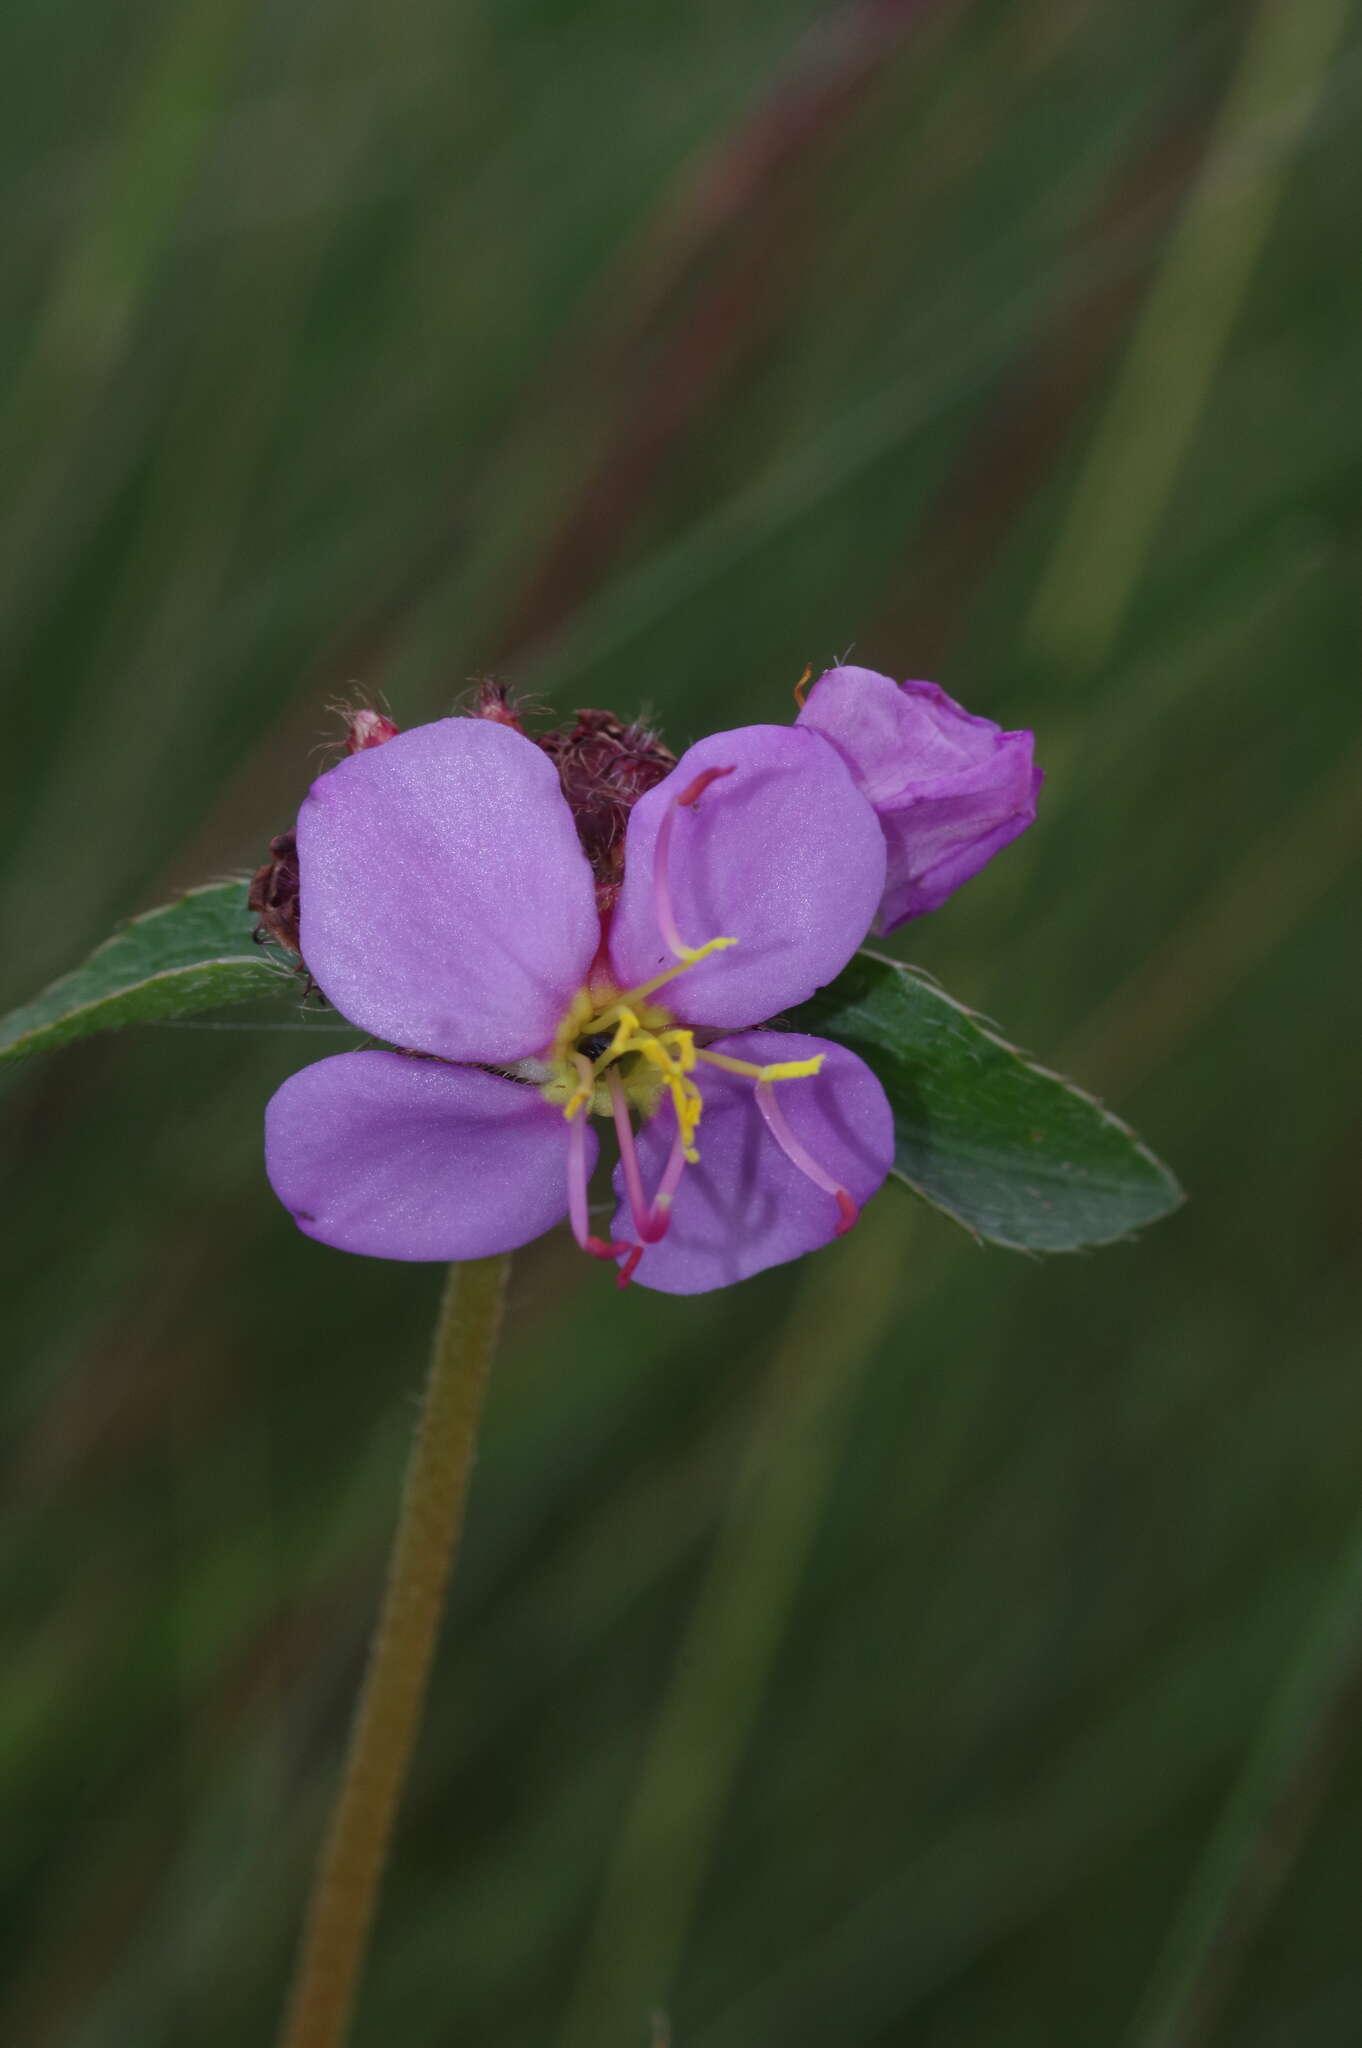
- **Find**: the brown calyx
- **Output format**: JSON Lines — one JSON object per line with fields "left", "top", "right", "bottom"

{"left": 248, "top": 831, "right": 302, "bottom": 955}
{"left": 465, "top": 680, "right": 676, "bottom": 912}
{"left": 249, "top": 687, "right": 675, "bottom": 962}
{"left": 535, "top": 710, "right": 675, "bottom": 914}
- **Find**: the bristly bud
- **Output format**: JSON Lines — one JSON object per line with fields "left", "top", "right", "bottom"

{"left": 537, "top": 710, "right": 676, "bottom": 915}
{"left": 248, "top": 831, "right": 302, "bottom": 954}
{"left": 466, "top": 678, "right": 529, "bottom": 731}
{"left": 344, "top": 707, "right": 400, "bottom": 753}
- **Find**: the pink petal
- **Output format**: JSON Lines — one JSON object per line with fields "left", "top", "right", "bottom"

{"left": 607, "top": 725, "right": 885, "bottom": 1029}
{"left": 613, "top": 1032, "right": 894, "bottom": 1294}
{"left": 298, "top": 717, "right": 599, "bottom": 1062}
{"left": 266, "top": 1051, "right": 586, "bottom": 1261}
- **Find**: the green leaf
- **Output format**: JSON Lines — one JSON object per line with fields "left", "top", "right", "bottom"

{"left": 0, "top": 881, "right": 293, "bottom": 1063}
{"left": 785, "top": 951, "right": 1182, "bottom": 1252}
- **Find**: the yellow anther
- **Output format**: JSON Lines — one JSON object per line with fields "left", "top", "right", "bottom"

{"left": 757, "top": 1055, "right": 824, "bottom": 1084}
{"left": 601, "top": 1009, "right": 642, "bottom": 1065}
{"left": 615, "top": 1027, "right": 704, "bottom": 1160}
{"left": 695, "top": 1048, "right": 825, "bottom": 1085}
{"left": 634, "top": 1030, "right": 695, "bottom": 1080}
{"left": 589, "top": 937, "right": 737, "bottom": 1029}
{"left": 562, "top": 1051, "right": 598, "bottom": 1122}
{"left": 656, "top": 1028, "right": 698, "bottom": 1072}
{"left": 674, "top": 937, "right": 735, "bottom": 968}
{"left": 552, "top": 970, "right": 804, "bottom": 1166}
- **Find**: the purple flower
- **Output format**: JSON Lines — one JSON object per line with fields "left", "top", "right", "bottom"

{"left": 796, "top": 665, "right": 1041, "bottom": 932}
{"left": 264, "top": 715, "right": 895, "bottom": 1293}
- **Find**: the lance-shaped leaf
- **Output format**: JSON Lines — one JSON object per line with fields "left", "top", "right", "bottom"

{"left": 785, "top": 950, "right": 1181, "bottom": 1252}
{"left": 0, "top": 882, "right": 293, "bottom": 1063}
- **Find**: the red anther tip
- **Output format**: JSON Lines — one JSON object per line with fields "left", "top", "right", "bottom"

{"left": 792, "top": 664, "right": 813, "bottom": 709}
{"left": 834, "top": 1189, "right": 859, "bottom": 1236}
{"left": 616, "top": 1244, "right": 645, "bottom": 1289}
{"left": 676, "top": 764, "right": 735, "bottom": 809}
{"left": 585, "top": 1234, "right": 630, "bottom": 1263}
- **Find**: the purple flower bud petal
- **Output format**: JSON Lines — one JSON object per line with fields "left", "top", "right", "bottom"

{"left": 265, "top": 1051, "right": 587, "bottom": 1261}
{"left": 612, "top": 1032, "right": 893, "bottom": 1294}
{"left": 797, "top": 666, "right": 1041, "bottom": 931}
{"left": 608, "top": 725, "right": 885, "bottom": 1029}
{"left": 298, "top": 718, "right": 600, "bottom": 1063}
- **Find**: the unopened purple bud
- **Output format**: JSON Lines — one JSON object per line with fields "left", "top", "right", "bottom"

{"left": 797, "top": 665, "right": 1041, "bottom": 931}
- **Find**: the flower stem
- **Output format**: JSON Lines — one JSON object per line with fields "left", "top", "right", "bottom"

{"left": 277, "top": 1254, "right": 510, "bottom": 2048}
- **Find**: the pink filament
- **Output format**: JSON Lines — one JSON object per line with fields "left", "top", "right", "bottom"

{"left": 607, "top": 1072, "right": 694, "bottom": 1289}
{"left": 608, "top": 1069, "right": 674, "bottom": 1245}
{"left": 652, "top": 764, "right": 734, "bottom": 959}
{"left": 567, "top": 1110, "right": 631, "bottom": 1264}
{"left": 651, "top": 1122, "right": 690, "bottom": 1215}
{"left": 754, "top": 1081, "right": 859, "bottom": 1236}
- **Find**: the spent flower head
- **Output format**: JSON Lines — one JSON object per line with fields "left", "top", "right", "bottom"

{"left": 264, "top": 665, "right": 1038, "bottom": 1293}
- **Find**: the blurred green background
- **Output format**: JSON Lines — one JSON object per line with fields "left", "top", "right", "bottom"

{"left": 4, "top": 0, "right": 1361, "bottom": 2042}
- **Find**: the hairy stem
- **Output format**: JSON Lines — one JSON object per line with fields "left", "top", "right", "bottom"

{"left": 277, "top": 1254, "right": 510, "bottom": 2048}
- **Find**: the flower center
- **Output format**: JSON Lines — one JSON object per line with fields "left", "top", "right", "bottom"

{"left": 538, "top": 760, "right": 853, "bottom": 1285}
{"left": 545, "top": 974, "right": 823, "bottom": 1140}
{"left": 543, "top": 968, "right": 827, "bottom": 1284}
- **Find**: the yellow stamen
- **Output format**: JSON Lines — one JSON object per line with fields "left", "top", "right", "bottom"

{"left": 547, "top": 920, "right": 821, "bottom": 1179}
{"left": 695, "top": 1047, "right": 825, "bottom": 1085}
{"left": 589, "top": 936, "right": 736, "bottom": 1030}
{"left": 600, "top": 1008, "right": 643, "bottom": 1066}
{"left": 655, "top": 1028, "right": 698, "bottom": 1073}
{"left": 563, "top": 1051, "right": 597, "bottom": 1121}
{"left": 555, "top": 1008, "right": 706, "bottom": 1160}
{"left": 607, "top": 1026, "right": 704, "bottom": 1160}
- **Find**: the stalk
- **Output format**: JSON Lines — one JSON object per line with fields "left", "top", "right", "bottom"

{"left": 277, "top": 1253, "right": 510, "bottom": 2048}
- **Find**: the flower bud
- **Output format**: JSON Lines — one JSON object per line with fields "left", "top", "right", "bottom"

{"left": 466, "top": 679, "right": 528, "bottom": 731}
{"left": 344, "top": 707, "right": 400, "bottom": 753}
{"left": 797, "top": 665, "right": 1040, "bottom": 931}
